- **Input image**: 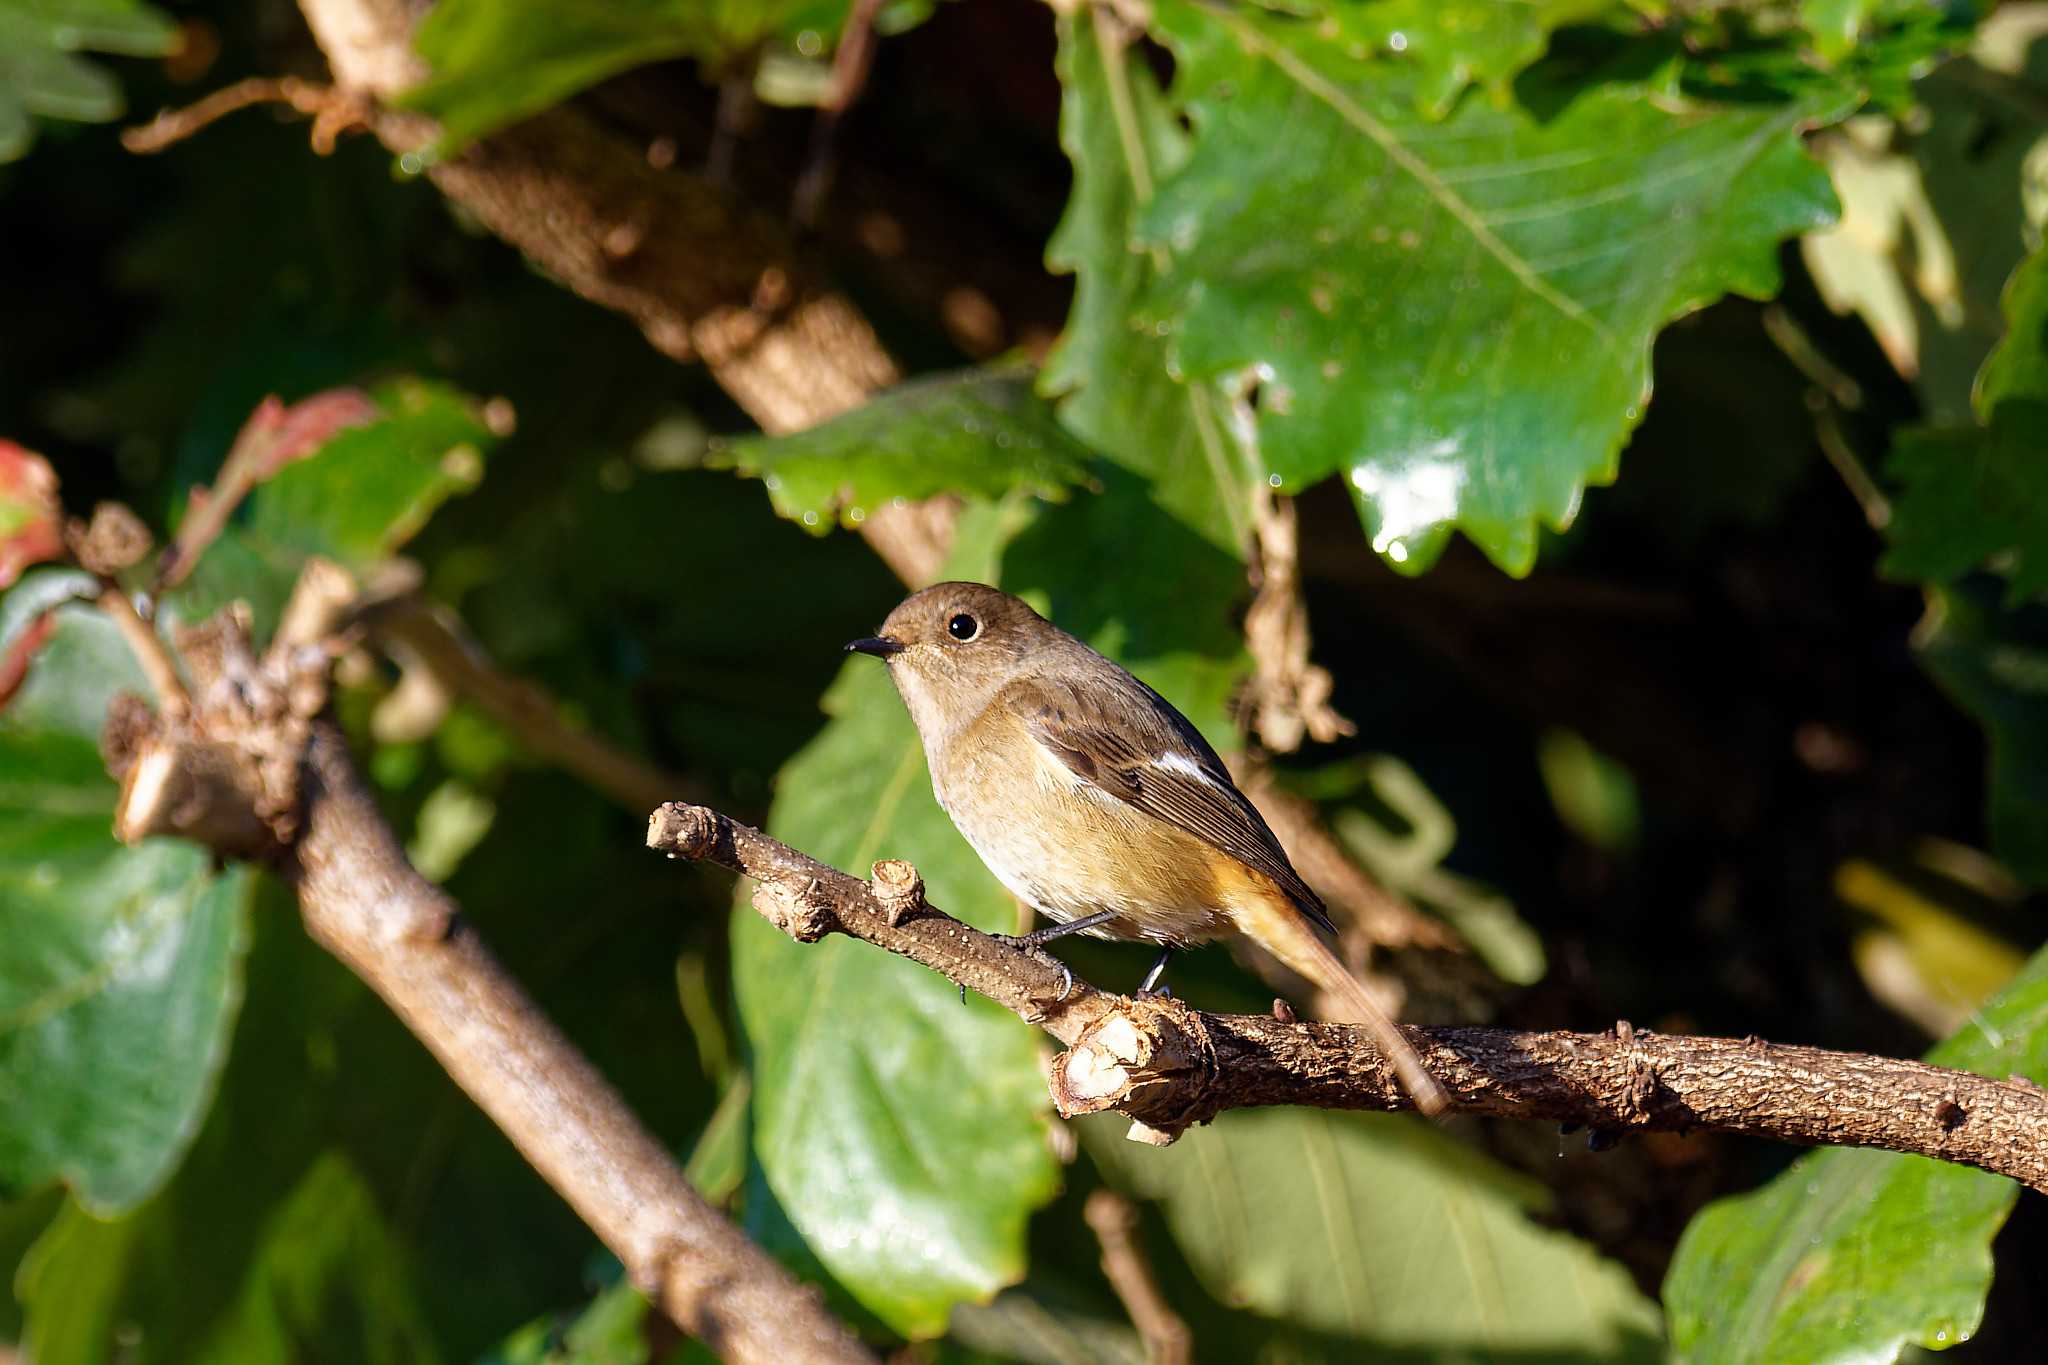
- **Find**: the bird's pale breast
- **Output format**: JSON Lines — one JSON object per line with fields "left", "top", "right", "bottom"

{"left": 930, "top": 704, "right": 1249, "bottom": 945}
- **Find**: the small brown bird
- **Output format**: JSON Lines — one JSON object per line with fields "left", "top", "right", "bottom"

{"left": 847, "top": 581, "right": 1447, "bottom": 1116}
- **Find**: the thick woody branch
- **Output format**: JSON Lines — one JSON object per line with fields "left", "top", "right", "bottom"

{"left": 290, "top": 0, "right": 951, "bottom": 584}
{"left": 296, "top": 728, "right": 871, "bottom": 1362}
{"left": 649, "top": 802, "right": 2048, "bottom": 1192}
{"left": 101, "top": 596, "right": 873, "bottom": 1365}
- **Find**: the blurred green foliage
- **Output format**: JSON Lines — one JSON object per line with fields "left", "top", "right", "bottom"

{"left": 3, "top": 0, "right": 2048, "bottom": 1362}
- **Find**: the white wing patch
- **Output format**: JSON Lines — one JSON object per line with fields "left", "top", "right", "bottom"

{"left": 1151, "top": 751, "right": 1219, "bottom": 784}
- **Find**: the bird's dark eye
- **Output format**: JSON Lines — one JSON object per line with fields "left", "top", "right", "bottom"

{"left": 947, "top": 612, "right": 980, "bottom": 641}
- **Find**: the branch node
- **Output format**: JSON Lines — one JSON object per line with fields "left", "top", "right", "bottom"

{"left": 752, "top": 879, "right": 838, "bottom": 943}
{"left": 869, "top": 858, "right": 925, "bottom": 926}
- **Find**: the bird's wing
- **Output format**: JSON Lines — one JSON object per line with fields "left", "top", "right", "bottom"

{"left": 1000, "top": 674, "right": 1334, "bottom": 932}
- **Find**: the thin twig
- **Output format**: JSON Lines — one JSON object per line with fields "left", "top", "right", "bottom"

{"left": 1084, "top": 1189, "right": 1192, "bottom": 1365}
{"left": 122, "top": 77, "right": 336, "bottom": 154}
{"left": 354, "top": 591, "right": 699, "bottom": 813}
{"left": 650, "top": 802, "right": 2048, "bottom": 1191}
{"left": 791, "top": 0, "right": 888, "bottom": 229}
{"left": 1814, "top": 399, "right": 1894, "bottom": 531}
{"left": 97, "top": 586, "right": 188, "bottom": 714}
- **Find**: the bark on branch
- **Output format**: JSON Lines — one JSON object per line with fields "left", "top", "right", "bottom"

{"left": 289, "top": 0, "right": 953, "bottom": 585}
{"left": 649, "top": 802, "right": 2048, "bottom": 1192}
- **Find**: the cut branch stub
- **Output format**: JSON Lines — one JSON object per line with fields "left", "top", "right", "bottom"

{"left": 1051, "top": 998, "right": 1222, "bottom": 1145}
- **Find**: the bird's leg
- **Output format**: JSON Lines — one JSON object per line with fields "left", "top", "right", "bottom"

{"left": 1137, "top": 947, "right": 1175, "bottom": 997}
{"left": 1009, "top": 909, "right": 1117, "bottom": 947}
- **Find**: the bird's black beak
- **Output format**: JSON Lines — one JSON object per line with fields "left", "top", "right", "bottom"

{"left": 845, "top": 635, "right": 905, "bottom": 658}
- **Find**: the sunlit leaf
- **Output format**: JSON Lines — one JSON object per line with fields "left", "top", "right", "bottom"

{"left": 0, "top": 591, "right": 252, "bottom": 1217}
{"left": 1043, "top": 10, "right": 1257, "bottom": 556}
{"left": 1663, "top": 938, "right": 2048, "bottom": 1362}
{"left": 1319, "top": 0, "right": 1620, "bottom": 118}
{"left": 404, "top": 0, "right": 934, "bottom": 152}
{"left": 1060, "top": 1, "right": 1850, "bottom": 573}
{"left": 712, "top": 369, "right": 1094, "bottom": 534}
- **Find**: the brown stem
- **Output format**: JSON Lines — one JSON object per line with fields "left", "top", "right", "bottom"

{"left": 1083, "top": 1189, "right": 1192, "bottom": 1365}
{"left": 649, "top": 802, "right": 2048, "bottom": 1191}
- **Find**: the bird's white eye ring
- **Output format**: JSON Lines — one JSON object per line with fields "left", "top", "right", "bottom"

{"left": 947, "top": 612, "right": 979, "bottom": 641}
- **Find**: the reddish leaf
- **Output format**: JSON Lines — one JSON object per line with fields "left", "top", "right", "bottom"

{"left": 0, "top": 610, "right": 58, "bottom": 711}
{"left": 231, "top": 389, "right": 380, "bottom": 480}
{"left": 0, "top": 442, "right": 63, "bottom": 589}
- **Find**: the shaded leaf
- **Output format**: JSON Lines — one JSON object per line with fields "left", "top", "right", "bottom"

{"left": 1084, "top": 1107, "right": 1662, "bottom": 1358}
{"left": 1093, "top": 1, "right": 1847, "bottom": 573}
{"left": 0, "top": 442, "right": 62, "bottom": 589}
{"left": 0, "top": 0, "right": 176, "bottom": 163}
{"left": 1886, "top": 247, "right": 2048, "bottom": 604}
{"left": 712, "top": 369, "right": 1095, "bottom": 535}
{"left": 1663, "top": 937, "right": 2048, "bottom": 1362}
{"left": 483, "top": 1275, "right": 663, "bottom": 1365}
{"left": 187, "top": 1153, "right": 444, "bottom": 1364}
{"left": 1884, "top": 407, "right": 2048, "bottom": 604}
{"left": 1912, "top": 582, "right": 2048, "bottom": 885}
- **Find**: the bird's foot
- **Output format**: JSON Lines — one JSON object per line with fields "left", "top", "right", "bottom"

{"left": 988, "top": 933, "right": 1076, "bottom": 1003}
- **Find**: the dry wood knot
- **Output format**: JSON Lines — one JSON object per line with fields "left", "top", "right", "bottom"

{"left": 869, "top": 859, "right": 924, "bottom": 927}
{"left": 752, "top": 878, "right": 839, "bottom": 943}
{"left": 1048, "top": 997, "right": 1221, "bottom": 1146}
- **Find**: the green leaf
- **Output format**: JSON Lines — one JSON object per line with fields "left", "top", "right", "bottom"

{"left": 0, "top": 0, "right": 176, "bottom": 163}
{"left": 188, "top": 1153, "right": 444, "bottom": 1364}
{"left": 0, "top": 595, "right": 252, "bottom": 1216}
{"left": 1092, "top": 1, "right": 1847, "bottom": 573}
{"left": 23, "top": 1150, "right": 444, "bottom": 1365}
{"left": 404, "top": 0, "right": 901, "bottom": 152}
{"left": 1884, "top": 408, "right": 2048, "bottom": 605}
{"left": 734, "top": 482, "right": 1246, "bottom": 1335}
{"left": 1084, "top": 1107, "right": 1662, "bottom": 1358}
{"left": 1043, "top": 10, "right": 1259, "bottom": 555}
{"left": 732, "top": 597, "right": 1059, "bottom": 1331}
{"left": 1912, "top": 583, "right": 2048, "bottom": 886}
{"left": 1320, "top": 0, "right": 1621, "bottom": 119}
{"left": 711, "top": 369, "right": 1095, "bottom": 535}
{"left": 483, "top": 1276, "right": 657, "bottom": 1365}
{"left": 1663, "top": 937, "right": 2048, "bottom": 1362}
{"left": 1883, "top": 246, "right": 2048, "bottom": 605}
{"left": 240, "top": 378, "right": 497, "bottom": 573}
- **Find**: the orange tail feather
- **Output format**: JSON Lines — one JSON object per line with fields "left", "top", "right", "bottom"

{"left": 1232, "top": 892, "right": 1450, "bottom": 1118}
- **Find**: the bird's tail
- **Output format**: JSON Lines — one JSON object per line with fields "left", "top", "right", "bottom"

{"left": 1235, "top": 893, "right": 1450, "bottom": 1118}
